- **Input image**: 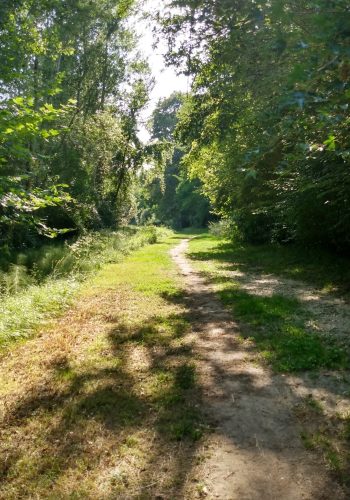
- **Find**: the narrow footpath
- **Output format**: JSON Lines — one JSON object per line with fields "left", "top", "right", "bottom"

{"left": 171, "top": 238, "right": 346, "bottom": 500}
{"left": 0, "top": 235, "right": 347, "bottom": 499}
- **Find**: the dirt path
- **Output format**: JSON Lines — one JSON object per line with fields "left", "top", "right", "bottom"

{"left": 171, "top": 239, "right": 346, "bottom": 500}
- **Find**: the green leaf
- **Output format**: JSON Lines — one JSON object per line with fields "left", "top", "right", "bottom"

{"left": 324, "top": 135, "right": 336, "bottom": 151}
{"left": 12, "top": 97, "right": 24, "bottom": 105}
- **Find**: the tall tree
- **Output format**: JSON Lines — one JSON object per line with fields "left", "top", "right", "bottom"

{"left": 159, "top": 0, "right": 350, "bottom": 250}
{"left": 0, "top": 0, "right": 152, "bottom": 247}
{"left": 140, "top": 92, "right": 210, "bottom": 228}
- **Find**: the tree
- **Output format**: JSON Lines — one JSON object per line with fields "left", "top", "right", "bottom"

{"left": 139, "top": 92, "right": 211, "bottom": 228}
{"left": 159, "top": 0, "right": 350, "bottom": 250}
{"left": 0, "top": 0, "right": 153, "bottom": 247}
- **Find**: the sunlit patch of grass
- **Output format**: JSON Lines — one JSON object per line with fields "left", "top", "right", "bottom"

{"left": 188, "top": 234, "right": 349, "bottom": 372}
{"left": 188, "top": 233, "right": 350, "bottom": 295}
{"left": 0, "top": 230, "right": 204, "bottom": 498}
{"left": 0, "top": 227, "right": 170, "bottom": 350}
{"left": 92, "top": 240, "right": 180, "bottom": 298}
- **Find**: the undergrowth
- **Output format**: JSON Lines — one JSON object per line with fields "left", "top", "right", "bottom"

{"left": 0, "top": 226, "right": 169, "bottom": 348}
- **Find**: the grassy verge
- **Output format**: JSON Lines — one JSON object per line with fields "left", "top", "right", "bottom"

{"left": 190, "top": 232, "right": 350, "bottom": 295}
{"left": 187, "top": 233, "right": 350, "bottom": 484}
{"left": 0, "top": 231, "right": 204, "bottom": 498}
{"left": 0, "top": 226, "right": 168, "bottom": 349}
{"left": 188, "top": 234, "right": 349, "bottom": 372}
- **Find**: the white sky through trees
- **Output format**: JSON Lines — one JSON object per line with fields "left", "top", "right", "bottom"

{"left": 134, "top": 0, "right": 188, "bottom": 142}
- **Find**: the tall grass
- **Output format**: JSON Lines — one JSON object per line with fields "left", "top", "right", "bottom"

{"left": 0, "top": 226, "right": 169, "bottom": 348}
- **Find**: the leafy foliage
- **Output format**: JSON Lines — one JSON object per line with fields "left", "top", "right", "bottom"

{"left": 160, "top": 0, "right": 350, "bottom": 250}
{"left": 140, "top": 92, "right": 211, "bottom": 228}
{"left": 0, "top": 0, "right": 155, "bottom": 249}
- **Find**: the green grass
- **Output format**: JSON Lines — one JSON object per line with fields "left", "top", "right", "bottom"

{"left": 297, "top": 400, "right": 350, "bottom": 486}
{"left": 93, "top": 232, "right": 203, "bottom": 442}
{"left": 188, "top": 234, "right": 349, "bottom": 372}
{"left": 189, "top": 233, "right": 350, "bottom": 295}
{"left": 0, "top": 230, "right": 204, "bottom": 498}
{"left": 0, "top": 226, "right": 170, "bottom": 349}
{"left": 0, "top": 277, "right": 80, "bottom": 345}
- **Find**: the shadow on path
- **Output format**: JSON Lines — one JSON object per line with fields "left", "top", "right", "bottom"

{"left": 171, "top": 238, "right": 349, "bottom": 499}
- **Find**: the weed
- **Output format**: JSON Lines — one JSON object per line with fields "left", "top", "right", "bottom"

{"left": 164, "top": 406, "right": 203, "bottom": 441}
{"left": 300, "top": 430, "right": 315, "bottom": 450}
{"left": 54, "top": 365, "right": 77, "bottom": 382}
{"left": 124, "top": 436, "right": 139, "bottom": 448}
{"left": 175, "top": 363, "right": 196, "bottom": 390}
{"left": 305, "top": 396, "right": 323, "bottom": 413}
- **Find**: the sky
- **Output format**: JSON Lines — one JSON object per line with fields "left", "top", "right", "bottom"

{"left": 134, "top": 0, "right": 189, "bottom": 142}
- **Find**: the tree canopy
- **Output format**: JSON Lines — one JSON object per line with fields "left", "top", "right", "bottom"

{"left": 0, "top": 0, "right": 152, "bottom": 247}
{"left": 158, "top": 0, "right": 350, "bottom": 250}
{"left": 1, "top": 0, "right": 349, "bottom": 252}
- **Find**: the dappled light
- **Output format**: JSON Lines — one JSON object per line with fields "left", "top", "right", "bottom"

{"left": 1, "top": 231, "right": 349, "bottom": 498}
{"left": 185, "top": 234, "right": 350, "bottom": 492}
{"left": 0, "top": 235, "right": 205, "bottom": 498}
{"left": 1, "top": 0, "right": 350, "bottom": 497}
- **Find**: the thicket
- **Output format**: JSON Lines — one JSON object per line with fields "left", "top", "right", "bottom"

{"left": 160, "top": 0, "right": 350, "bottom": 252}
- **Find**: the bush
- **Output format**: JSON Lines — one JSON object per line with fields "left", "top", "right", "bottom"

{"left": 209, "top": 219, "right": 242, "bottom": 241}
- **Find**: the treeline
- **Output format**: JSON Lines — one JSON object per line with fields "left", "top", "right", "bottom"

{"left": 3, "top": 0, "right": 348, "bottom": 255}
{"left": 0, "top": 0, "right": 158, "bottom": 251}
{"left": 0, "top": 0, "right": 209, "bottom": 258}
{"left": 158, "top": 0, "right": 350, "bottom": 252}
{"left": 139, "top": 92, "right": 211, "bottom": 229}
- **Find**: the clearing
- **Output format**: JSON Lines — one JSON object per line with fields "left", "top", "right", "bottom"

{"left": 0, "top": 232, "right": 349, "bottom": 499}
